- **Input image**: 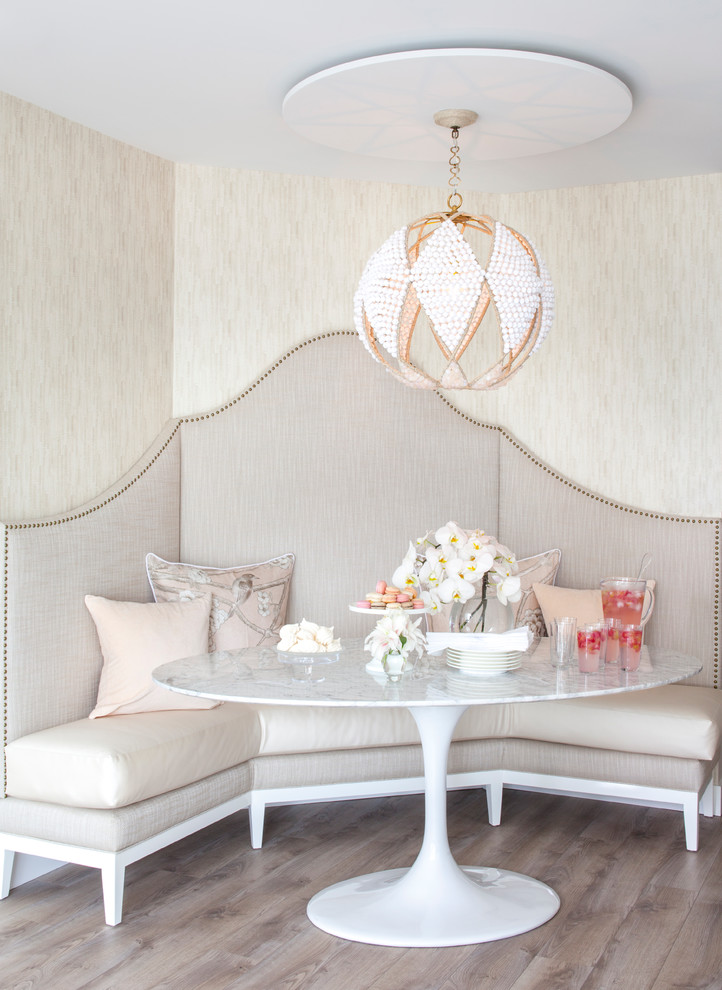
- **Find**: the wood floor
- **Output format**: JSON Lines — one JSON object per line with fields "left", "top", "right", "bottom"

{"left": 2, "top": 789, "right": 721, "bottom": 990}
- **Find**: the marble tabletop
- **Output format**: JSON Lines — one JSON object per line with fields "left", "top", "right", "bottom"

{"left": 153, "top": 638, "right": 702, "bottom": 708}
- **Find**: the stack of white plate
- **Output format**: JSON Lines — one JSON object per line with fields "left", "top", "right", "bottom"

{"left": 445, "top": 670, "right": 523, "bottom": 697}
{"left": 445, "top": 646, "right": 522, "bottom": 676}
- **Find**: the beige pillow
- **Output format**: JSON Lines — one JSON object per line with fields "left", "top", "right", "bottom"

{"left": 86, "top": 594, "right": 218, "bottom": 718}
{"left": 533, "top": 584, "right": 604, "bottom": 631}
{"left": 146, "top": 552, "right": 295, "bottom": 651}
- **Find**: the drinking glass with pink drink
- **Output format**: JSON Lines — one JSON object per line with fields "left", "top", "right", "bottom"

{"left": 604, "top": 618, "right": 621, "bottom": 663}
{"left": 577, "top": 624, "right": 603, "bottom": 673}
{"left": 600, "top": 578, "right": 652, "bottom": 627}
{"left": 620, "top": 624, "right": 643, "bottom": 670}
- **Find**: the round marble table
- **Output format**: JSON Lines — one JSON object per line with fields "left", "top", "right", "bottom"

{"left": 153, "top": 639, "right": 701, "bottom": 947}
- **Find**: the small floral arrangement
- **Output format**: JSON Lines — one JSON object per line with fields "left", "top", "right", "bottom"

{"left": 364, "top": 611, "right": 426, "bottom": 673}
{"left": 278, "top": 619, "right": 341, "bottom": 653}
{"left": 391, "top": 520, "right": 521, "bottom": 616}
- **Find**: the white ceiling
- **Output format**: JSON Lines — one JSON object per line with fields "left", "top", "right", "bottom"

{"left": 1, "top": 0, "right": 720, "bottom": 192}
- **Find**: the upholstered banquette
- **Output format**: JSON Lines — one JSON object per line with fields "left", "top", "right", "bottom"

{"left": 2, "top": 332, "right": 720, "bottom": 925}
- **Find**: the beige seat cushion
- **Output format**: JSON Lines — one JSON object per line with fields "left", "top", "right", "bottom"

{"left": 511, "top": 685, "right": 722, "bottom": 761}
{"left": 5, "top": 704, "right": 261, "bottom": 809}
{"left": 250, "top": 703, "right": 514, "bottom": 756}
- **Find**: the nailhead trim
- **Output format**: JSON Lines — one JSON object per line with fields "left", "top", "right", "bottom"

{"left": 2, "top": 330, "right": 720, "bottom": 796}
{"left": 2, "top": 526, "right": 7, "bottom": 796}
{"left": 178, "top": 331, "right": 356, "bottom": 424}
{"left": 1, "top": 332, "right": 358, "bottom": 794}
{"left": 435, "top": 390, "right": 720, "bottom": 685}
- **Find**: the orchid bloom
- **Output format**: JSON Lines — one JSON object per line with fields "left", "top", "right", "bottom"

{"left": 421, "top": 589, "right": 443, "bottom": 613}
{"left": 458, "top": 540, "right": 494, "bottom": 578}
{"left": 435, "top": 521, "right": 465, "bottom": 548}
{"left": 466, "top": 528, "right": 492, "bottom": 551}
{"left": 443, "top": 556, "right": 480, "bottom": 587}
{"left": 495, "top": 543, "right": 516, "bottom": 567}
{"left": 419, "top": 557, "right": 444, "bottom": 588}
{"left": 489, "top": 565, "right": 522, "bottom": 605}
{"left": 392, "top": 542, "right": 419, "bottom": 591}
{"left": 438, "top": 572, "right": 476, "bottom": 604}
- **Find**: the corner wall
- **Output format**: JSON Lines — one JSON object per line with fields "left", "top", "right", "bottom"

{"left": 0, "top": 93, "right": 175, "bottom": 520}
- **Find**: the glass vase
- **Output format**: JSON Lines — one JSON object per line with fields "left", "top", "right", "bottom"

{"left": 450, "top": 587, "right": 514, "bottom": 635}
{"left": 382, "top": 651, "right": 411, "bottom": 681}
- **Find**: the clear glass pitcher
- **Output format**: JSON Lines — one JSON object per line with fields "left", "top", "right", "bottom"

{"left": 600, "top": 578, "right": 654, "bottom": 627}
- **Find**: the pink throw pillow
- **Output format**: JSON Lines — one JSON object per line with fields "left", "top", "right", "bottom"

{"left": 533, "top": 584, "right": 604, "bottom": 632}
{"left": 86, "top": 594, "right": 218, "bottom": 718}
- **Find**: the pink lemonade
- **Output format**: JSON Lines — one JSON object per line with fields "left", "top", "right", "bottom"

{"left": 620, "top": 625, "right": 643, "bottom": 670}
{"left": 600, "top": 578, "right": 647, "bottom": 626}
{"left": 605, "top": 621, "right": 621, "bottom": 664}
{"left": 577, "top": 625, "right": 602, "bottom": 672}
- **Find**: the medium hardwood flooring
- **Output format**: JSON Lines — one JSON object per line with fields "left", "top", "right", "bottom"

{"left": 2, "top": 789, "right": 721, "bottom": 990}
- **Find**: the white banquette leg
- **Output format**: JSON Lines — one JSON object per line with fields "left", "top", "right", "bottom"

{"left": 249, "top": 797, "right": 266, "bottom": 850}
{"left": 484, "top": 774, "right": 504, "bottom": 826}
{"left": 699, "top": 777, "right": 715, "bottom": 818}
{"left": 101, "top": 860, "right": 126, "bottom": 926}
{"left": 0, "top": 792, "right": 252, "bottom": 924}
{"left": 682, "top": 797, "right": 700, "bottom": 852}
{"left": 1, "top": 849, "right": 14, "bottom": 898}
{"left": 246, "top": 771, "right": 498, "bottom": 850}
{"left": 494, "top": 770, "right": 719, "bottom": 853}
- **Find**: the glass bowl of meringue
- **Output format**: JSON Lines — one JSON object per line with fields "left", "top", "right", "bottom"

{"left": 275, "top": 620, "right": 342, "bottom": 679}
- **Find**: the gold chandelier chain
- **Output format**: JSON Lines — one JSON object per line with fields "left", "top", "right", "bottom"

{"left": 447, "top": 125, "right": 463, "bottom": 213}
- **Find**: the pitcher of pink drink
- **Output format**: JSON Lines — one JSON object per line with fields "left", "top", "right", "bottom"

{"left": 600, "top": 578, "right": 654, "bottom": 627}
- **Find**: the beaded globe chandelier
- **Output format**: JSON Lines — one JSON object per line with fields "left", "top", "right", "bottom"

{"left": 354, "top": 110, "right": 554, "bottom": 390}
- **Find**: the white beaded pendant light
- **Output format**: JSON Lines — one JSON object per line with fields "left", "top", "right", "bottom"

{"left": 354, "top": 110, "right": 554, "bottom": 390}
{"left": 283, "top": 48, "right": 632, "bottom": 390}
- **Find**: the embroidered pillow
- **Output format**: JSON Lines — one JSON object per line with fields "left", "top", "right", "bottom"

{"left": 511, "top": 548, "right": 562, "bottom": 634}
{"left": 146, "top": 552, "right": 295, "bottom": 651}
{"left": 86, "top": 594, "right": 218, "bottom": 718}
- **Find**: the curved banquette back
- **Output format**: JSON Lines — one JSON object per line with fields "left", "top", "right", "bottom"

{"left": 3, "top": 332, "right": 719, "bottom": 790}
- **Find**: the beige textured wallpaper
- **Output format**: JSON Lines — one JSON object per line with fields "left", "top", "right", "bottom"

{"left": 1, "top": 93, "right": 175, "bottom": 521}
{"left": 174, "top": 167, "right": 721, "bottom": 517}
{"left": 2, "top": 88, "right": 719, "bottom": 521}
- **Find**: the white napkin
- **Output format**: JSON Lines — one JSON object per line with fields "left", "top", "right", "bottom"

{"left": 426, "top": 627, "right": 532, "bottom": 655}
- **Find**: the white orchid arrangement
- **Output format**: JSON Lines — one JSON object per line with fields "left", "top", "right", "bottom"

{"left": 364, "top": 611, "right": 427, "bottom": 669}
{"left": 391, "top": 520, "right": 522, "bottom": 616}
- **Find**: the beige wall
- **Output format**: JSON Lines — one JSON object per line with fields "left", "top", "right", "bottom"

{"left": 1, "top": 93, "right": 175, "bottom": 520}
{"left": 174, "top": 167, "right": 722, "bottom": 517}
{"left": 2, "top": 89, "right": 720, "bottom": 521}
